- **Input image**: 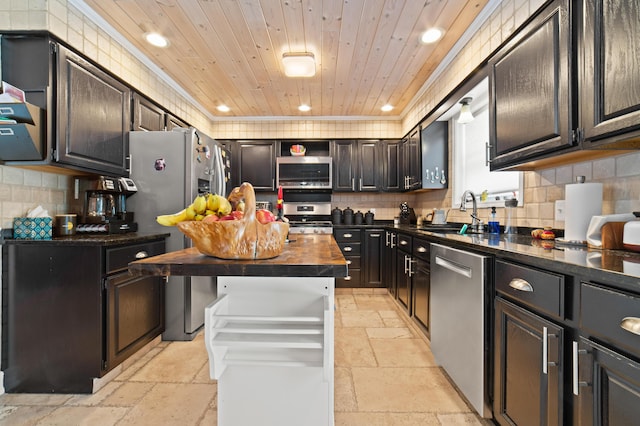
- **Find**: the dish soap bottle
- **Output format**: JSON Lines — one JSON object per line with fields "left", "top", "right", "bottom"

{"left": 488, "top": 207, "right": 500, "bottom": 234}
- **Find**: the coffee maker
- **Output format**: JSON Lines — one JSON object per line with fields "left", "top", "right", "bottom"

{"left": 75, "top": 175, "right": 138, "bottom": 233}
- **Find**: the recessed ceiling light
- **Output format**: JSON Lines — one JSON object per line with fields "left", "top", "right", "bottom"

{"left": 144, "top": 32, "right": 169, "bottom": 48}
{"left": 381, "top": 104, "right": 394, "bottom": 112}
{"left": 298, "top": 104, "right": 311, "bottom": 112}
{"left": 217, "top": 105, "right": 230, "bottom": 113}
{"left": 421, "top": 28, "right": 443, "bottom": 44}
{"left": 282, "top": 52, "right": 316, "bottom": 77}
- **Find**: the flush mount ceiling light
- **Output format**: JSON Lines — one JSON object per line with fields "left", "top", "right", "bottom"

{"left": 217, "top": 104, "right": 230, "bottom": 113}
{"left": 381, "top": 104, "right": 394, "bottom": 112}
{"left": 421, "top": 27, "right": 444, "bottom": 44}
{"left": 282, "top": 52, "right": 316, "bottom": 77}
{"left": 144, "top": 32, "right": 169, "bottom": 48}
{"left": 458, "top": 97, "right": 474, "bottom": 124}
{"left": 298, "top": 104, "right": 311, "bottom": 112}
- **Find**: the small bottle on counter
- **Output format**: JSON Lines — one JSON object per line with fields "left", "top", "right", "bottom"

{"left": 488, "top": 207, "right": 500, "bottom": 234}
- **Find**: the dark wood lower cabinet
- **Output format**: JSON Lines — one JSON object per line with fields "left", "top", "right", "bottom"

{"left": 383, "top": 230, "right": 397, "bottom": 297}
{"left": 2, "top": 239, "right": 165, "bottom": 393}
{"left": 395, "top": 249, "right": 411, "bottom": 312}
{"left": 363, "top": 229, "right": 383, "bottom": 287}
{"left": 494, "top": 297, "right": 563, "bottom": 426}
{"left": 411, "top": 258, "right": 430, "bottom": 335}
{"left": 574, "top": 337, "right": 640, "bottom": 425}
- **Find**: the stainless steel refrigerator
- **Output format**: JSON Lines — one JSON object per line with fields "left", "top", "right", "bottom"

{"left": 128, "top": 127, "right": 230, "bottom": 341}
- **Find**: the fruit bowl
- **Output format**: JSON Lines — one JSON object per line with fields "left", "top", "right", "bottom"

{"left": 290, "top": 144, "right": 306, "bottom": 156}
{"left": 177, "top": 183, "right": 289, "bottom": 259}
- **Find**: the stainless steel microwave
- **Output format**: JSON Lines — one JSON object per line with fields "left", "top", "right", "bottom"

{"left": 276, "top": 156, "right": 332, "bottom": 189}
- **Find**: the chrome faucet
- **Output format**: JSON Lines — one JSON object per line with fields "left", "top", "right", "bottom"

{"left": 460, "top": 190, "right": 482, "bottom": 233}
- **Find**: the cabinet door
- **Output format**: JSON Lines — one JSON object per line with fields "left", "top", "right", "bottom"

{"left": 395, "top": 250, "right": 411, "bottom": 312}
{"left": 363, "top": 229, "right": 384, "bottom": 287}
{"left": 357, "top": 140, "right": 380, "bottom": 191}
{"left": 411, "top": 258, "right": 430, "bottom": 335}
{"left": 132, "top": 93, "right": 165, "bottom": 131}
{"left": 383, "top": 231, "right": 397, "bottom": 296}
{"left": 381, "top": 140, "right": 402, "bottom": 192}
{"left": 401, "top": 128, "right": 421, "bottom": 190}
{"left": 234, "top": 141, "right": 275, "bottom": 191}
{"left": 574, "top": 337, "right": 640, "bottom": 426}
{"left": 489, "top": 0, "right": 575, "bottom": 170}
{"left": 57, "top": 45, "right": 131, "bottom": 176}
{"left": 580, "top": 0, "right": 640, "bottom": 148}
{"left": 166, "top": 113, "right": 189, "bottom": 130}
{"left": 494, "top": 297, "right": 563, "bottom": 426}
{"left": 421, "top": 121, "right": 448, "bottom": 189}
{"left": 105, "top": 272, "right": 165, "bottom": 371}
{"left": 332, "top": 140, "right": 357, "bottom": 191}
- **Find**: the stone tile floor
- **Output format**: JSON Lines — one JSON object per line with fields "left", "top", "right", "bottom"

{"left": 0, "top": 288, "right": 488, "bottom": 425}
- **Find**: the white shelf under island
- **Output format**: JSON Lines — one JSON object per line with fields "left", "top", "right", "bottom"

{"left": 128, "top": 234, "right": 348, "bottom": 426}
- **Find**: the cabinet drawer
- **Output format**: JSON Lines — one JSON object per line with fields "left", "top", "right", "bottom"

{"left": 334, "top": 228, "right": 361, "bottom": 242}
{"left": 581, "top": 282, "right": 640, "bottom": 359}
{"left": 344, "top": 256, "right": 361, "bottom": 269}
{"left": 338, "top": 242, "right": 361, "bottom": 256}
{"left": 106, "top": 240, "right": 165, "bottom": 274}
{"left": 495, "top": 260, "right": 564, "bottom": 318}
{"left": 337, "top": 268, "right": 361, "bottom": 287}
{"left": 412, "top": 238, "right": 430, "bottom": 262}
{"left": 396, "top": 234, "right": 412, "bottom": 253}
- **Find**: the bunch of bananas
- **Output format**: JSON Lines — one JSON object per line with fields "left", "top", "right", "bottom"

{"left": 156, "top": 193, "right": 232, "bottom": 226}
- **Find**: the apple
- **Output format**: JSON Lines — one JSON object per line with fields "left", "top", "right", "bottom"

{"left": 256, "top": 209, "right": 275, "bottom": 224}
{"left": 231, "top": 210, "right": 244, "bottom": 220}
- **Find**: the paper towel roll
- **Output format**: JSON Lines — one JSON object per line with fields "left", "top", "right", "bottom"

{"left": 564, "top": 181, "right": 602, "bottom": 242}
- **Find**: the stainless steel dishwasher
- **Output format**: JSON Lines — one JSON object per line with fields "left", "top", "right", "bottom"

{"left": 430, "top": 243, "right": 492, "bottom": 418}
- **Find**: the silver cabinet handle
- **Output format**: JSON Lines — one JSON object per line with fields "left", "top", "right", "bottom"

{"left": 404, "top": 254, "right": 410, "bottom": 274}
{"left": 346, "top": 259, "right": 352, "bottom": 265}
{"left": 408, "top": 258, "right": 415, "bottom": 277}
{"left": 343, "top": 246, "right": 352, "bottom": 252}
{"left": 485, "top": 142, "right": 493, "bottom": 166}
{"left": 344, "top": 233, "right": 353, "bottom": 238}
{"left": 620, "top": 317, "right": 640, "bottom": 335}
{"left": 351, "top": 178, "right": 355, "bottom": 191}
{"left": 344, "top": 276, "right": 352, "bottom": 281}
{"left": 0, "top": 128, "right": 15, "bottom": 136}
{"left": 370, "top": 233, "right": 380, "bottom": 237}
{"left": 508, "top": 278, "right": 533, "bottom": 292}
{"left": 572, "top": 341, "right": 589, "bottom": 396}
{"left": 359, "top": 178, "right": 362, "bottom": 191}
{"left": 400, "top": 240, "right": 408, "bottom": 246}
{"left": 542, "top": 327, "right": 557, "bottom": 375}
{"left": 385, "top": 232, "right": 390, "bottom": 246}
{"left": 417, "top": 246, "right": 427, "bottom": 253}
{"left": 135, "top": 250, "right": 149, "bottom": 259}
{"left": 390, "top": 234, "right": 396, "bottom": 248}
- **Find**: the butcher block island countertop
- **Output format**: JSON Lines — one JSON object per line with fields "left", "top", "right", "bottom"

{"left": 129, "top": 233, "right": 346, "bottom": 426}
{"left": 128, "top": 233, "right": 347, "bottom": 278}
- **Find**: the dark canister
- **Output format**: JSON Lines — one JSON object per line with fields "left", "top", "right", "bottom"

{"left": 354, "top": 210, "right": 364, "bottom": 225}
{"left": 343, "top": 207, "right": 354, "bottom": 225}
{"left": 331, "top": 207, "right": 343, "bottom": 225}
{"left": 365, "top": 210, "right": 374, "bottom": 225}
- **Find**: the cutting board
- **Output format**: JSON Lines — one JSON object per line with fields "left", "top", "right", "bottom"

{"left": 600, "top": 222, "right": 625, "bottom": 249}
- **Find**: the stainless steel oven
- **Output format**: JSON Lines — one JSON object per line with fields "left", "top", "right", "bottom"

{"left": 283, "top": 190, "right": 333, "bottom": 234}
{"left": 276, "top": 156, "right": 332, "bottom": 190}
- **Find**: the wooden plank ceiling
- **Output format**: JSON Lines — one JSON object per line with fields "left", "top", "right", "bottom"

{"left": 84, "top": 0, "right": 488, "bottom": 118}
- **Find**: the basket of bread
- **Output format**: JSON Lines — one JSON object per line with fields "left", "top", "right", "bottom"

{"left": 156, "top": 182, "right": 289, "bottom": 259}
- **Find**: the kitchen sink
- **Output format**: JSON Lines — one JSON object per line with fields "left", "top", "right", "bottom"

{"left": 418, "top": 224, "right": 462, "bottom": 233}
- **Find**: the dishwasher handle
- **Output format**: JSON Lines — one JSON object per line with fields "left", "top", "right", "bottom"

{"left": 434, "top": 255, "right": 472, "bottom": 279}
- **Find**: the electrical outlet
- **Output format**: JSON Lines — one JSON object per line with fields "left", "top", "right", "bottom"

{"left": 555, "top": 200, "right": 565, "bottom": 221}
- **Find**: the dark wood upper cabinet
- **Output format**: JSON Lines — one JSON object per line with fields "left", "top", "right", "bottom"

{"left": 489, "top": 0, "right": 576, "bottom": 170}
{"left": 356, "top": 140, "right": 380, "bottom": 191}
{"left": 579, "top": 0, "right": 640, "bottom": 149}
{"left": 381, "top": 140, "right": 402, "bottom": 192}
{"left": 132, "top": 93, "right": 165, "bottom": 132}
{"left": 332, "top": 140, "right": 358, "bottom": 191}
{"left": 165, "top": 113, "right": 189, "bottom": 130}
{"left": 421, "top": 121, "right": 448, "bottom": 189}
{"left": 232, "top": 140, "right": 276, "bottom": 191}
{"left": 56, "top": 44, "right": 131, "bottom": 176}
{"left": 401, "top": 127, "right": 421, "bottom": 190}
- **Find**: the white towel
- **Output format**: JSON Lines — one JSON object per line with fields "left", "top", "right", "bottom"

{"left": 586, "top": 213, "right": 635, "bottom": 247}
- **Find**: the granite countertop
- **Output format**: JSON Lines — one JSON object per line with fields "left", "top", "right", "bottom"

{"left": 128, "top": 234, "right": 348, "bottom": 278}
{"left": 2, "top": 232, "right": 170, "bottom": 246}
{"left": 392, "top": 224, "right": 640, "bottom": 284}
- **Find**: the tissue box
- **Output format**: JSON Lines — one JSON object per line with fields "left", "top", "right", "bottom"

{"left": 13, "top": 217, "right": 53, "bottom": 240}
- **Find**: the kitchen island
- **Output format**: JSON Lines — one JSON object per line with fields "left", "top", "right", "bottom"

{"left": 129, "top": 234, "right": 347, "bottom": 426}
